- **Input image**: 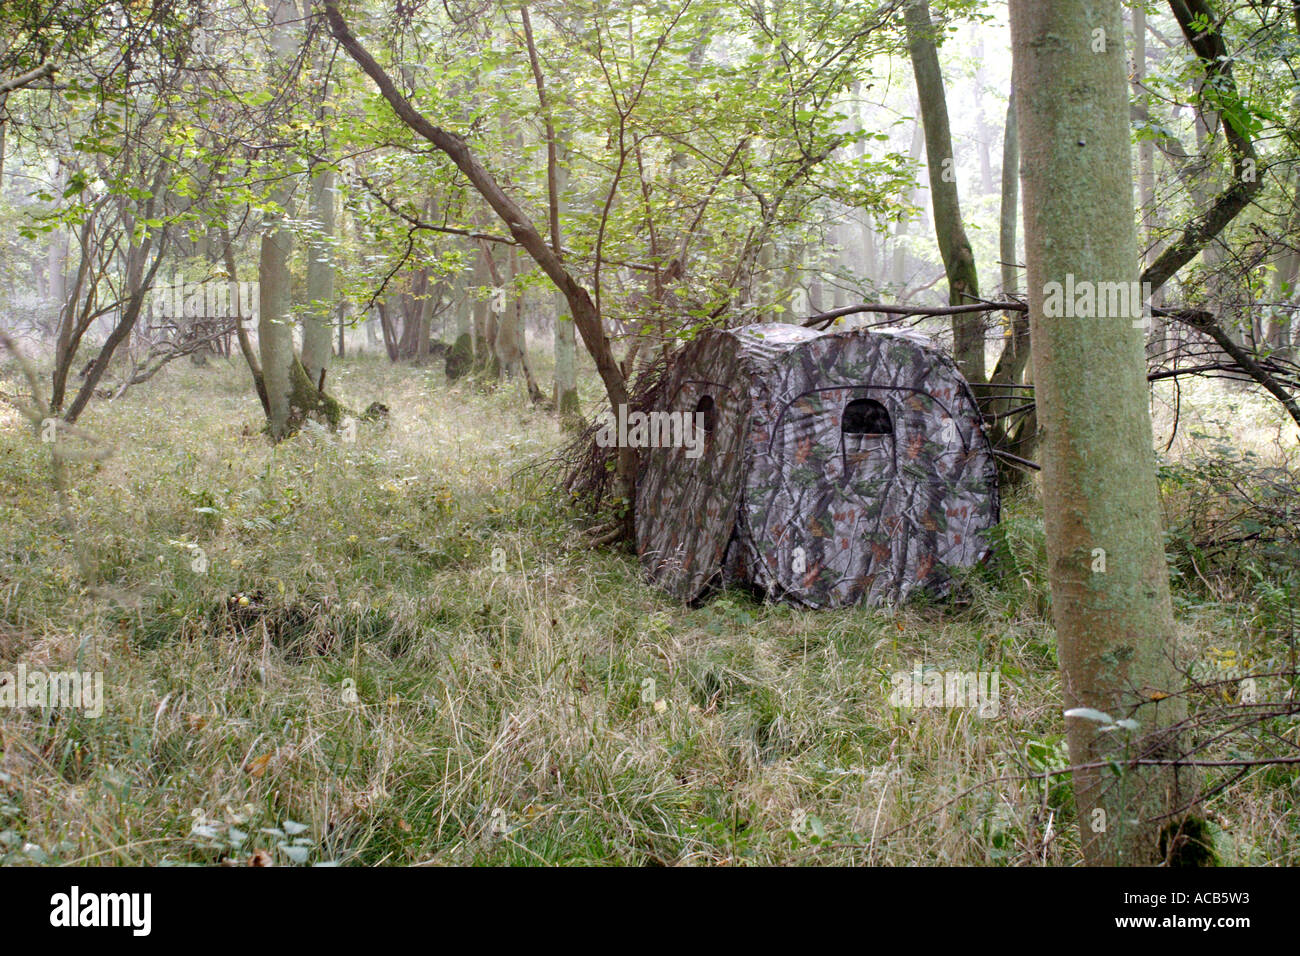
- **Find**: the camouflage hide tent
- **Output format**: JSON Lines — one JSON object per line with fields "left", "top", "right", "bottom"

{"left": 635, "top": 323, "right": 1000, "bottom": 608}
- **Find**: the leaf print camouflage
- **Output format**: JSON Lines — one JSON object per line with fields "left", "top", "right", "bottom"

{"left": 636, "top": 323, "right": 999, "bottom": 607}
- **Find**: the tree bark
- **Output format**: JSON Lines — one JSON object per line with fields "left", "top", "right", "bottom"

{"left": 988, "top": 88, "right": 1035, "bottom": 473}
{"left": 259, "top": 183, "right": 297, "bottom": 440}
{"left": 301, "top": 163, "right": 336, "bottom": 387}
{"left": 904, "top": 0, "right": 984, "bottom": 382}
{"left": 1010, "top": 0, "right": 1200, "bottom": 865}
{"left": 220, "top": 223, "right": 269, "bottom": 415}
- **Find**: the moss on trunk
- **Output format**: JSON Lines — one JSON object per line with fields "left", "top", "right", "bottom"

{"left": 446, "top": 332, "right": 473, "bottom": 381}
{"left": 286, "top": 356, "right": 344, "bottom": 431}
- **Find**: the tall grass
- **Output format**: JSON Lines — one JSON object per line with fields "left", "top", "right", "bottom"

{"left": 0, "top": 353, "right": 1293, "bottom": 865}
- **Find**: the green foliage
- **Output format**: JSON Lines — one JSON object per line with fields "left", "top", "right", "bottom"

{"left": 1159, "top": 445, "right": 1300, "bottom": 603}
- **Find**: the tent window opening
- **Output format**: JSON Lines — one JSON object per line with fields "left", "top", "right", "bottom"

{"left": 843, "top": 398, "right": 892, "bottom": 436}
{"left": 694, "top": 395, "right": 716, "bottom": 434}
{"left": 841, "top": 398, "right": 892, "bottom": 475}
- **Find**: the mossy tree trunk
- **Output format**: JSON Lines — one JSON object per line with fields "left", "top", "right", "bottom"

{"left": 446, "top": 263, "right": 473, "bottom": 380}
{"left": 1010, "top": 0, "right": 1200, "bottom": 866}
{"left": 260, "top": 0, "right": 344, "bottom": 441}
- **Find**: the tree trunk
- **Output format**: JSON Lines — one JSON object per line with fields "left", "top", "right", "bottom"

{"left": 1132, "top": 4, "right": 1168, "bottom": 354}
{"left": 376, "top": 297, "right": 398, "bottom": 360}
{"left": 446, "top": 261, "right": 473, "bottom": 380}
{"left": 988, "top": 88, "right": 1036, "bottom": 476}
{"left": 261, "top": 0, "right": 341, "bottom": 441}
{"left": 998, "top": 90, "right": 1020, "bottom": 304}
{"left": 496, "top": 245, "right": 526, "bottom": 377}
{"left": 973, "top": 32, "right": 995, "bottom": 196}
{"left": 891, "top": 116, "right": 925, "bottom": 295}
{"left": 301, "top": 164, "right": 335, "bottom": 387}
{"left": 220, "top": 224, "right": 269, "bottom": 415}
{"left": 851, "top": 82, "right": 876, "bottom": 283}
{"left": 1010, "top": 0, "right": 1201, "bottom": 866}
{"left": 833, "top": 219, "right": 851, "bottom": 309}
{"left": 1264, "top": 90, "right": 1300, "bottom": 358}
{"left": 0, "top": 98, "right": 7, "bottom": 194}
{"left": 552, "top": 140, "right": 579, "bottom": 419}
{"left": 473, "top": 240, "right": 502, "bottom": 377}
{"left": 259, "top": 185, "right": 297, "bottom": 440}
{"left": 47, "top": 225, "right": 67, "bottom": 309}
{"left": 904, "top": 0, "right": 984, "bottom": 382}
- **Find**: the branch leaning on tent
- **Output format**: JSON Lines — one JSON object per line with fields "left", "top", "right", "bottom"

{"left": 802, "top": 298, "right": 1300, "bottom": 472}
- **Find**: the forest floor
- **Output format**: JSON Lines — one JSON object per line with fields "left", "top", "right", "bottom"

{"left": 0, "top": 349, "right": 1296, "bottom": 865}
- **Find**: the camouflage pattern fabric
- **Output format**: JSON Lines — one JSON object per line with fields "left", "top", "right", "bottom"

{"left": 636, "top": 323, "right": 999, "bottom": 607}
{"left": 634, "top": 331, "right": 753, "bottom": 600}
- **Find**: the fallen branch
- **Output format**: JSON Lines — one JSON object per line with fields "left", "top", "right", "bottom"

{"left": 992, "top": 449, "right": 1041, "bottom": 472}
{"left": 802, "top": 299, "right": 1016, "bottom": 330}
{"left": 804, "top": 298, "right": 1300, "bottom": 430}
{"left": 1171, "top": 308, "right": 1300, "bottom": 428}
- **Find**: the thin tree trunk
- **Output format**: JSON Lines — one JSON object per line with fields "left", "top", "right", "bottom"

{"left": 891, "top": 117, "right": 925, "bottom": 294}
{"left": 474, "top": 239, "right": 502, "bottom": 377}
{"left": 496, "top": 245, "right": 526, "bottom": 377}
{"left": 851, "top": 82, "right": 876, "bottom": 284}
{"left": 377, "top": 298, "right": 398, "bottom": 361}
{"left": 446, "top": 265, "right": 473, "bottom": 379}
{"left": 973, "top": 32, "right": 995, "bottom": 196}
{"left": 904, "top": 0, "right": 984, "bottom": 382}
{"left": 553, "top": 285, "right": 579, "bottom": 417}
{"left": 998, "top": 90, "right": 1020, "bottom": 305}
{"left": 988, "top": 88, "right": 1035, "bottom": 474}
{"left": 65, "top": 217, "right": 169, "bottom": 423}
{"left": 220, "top": 223, "right": 268, "bottom": 415}
{"left": 1265, "top": 90, "right": 1300, "bottom": 358}
{"left": 301, "top": 164, "right": 336, "bottom": 387}
{"left": 1133, "top": 4, "right": 1168, "bottom": 353}
{"left": 259, "top": 183, "right": 296, "bottom": 439}
{"left": 0, "top": 98, "right": 7, "bottom": 193}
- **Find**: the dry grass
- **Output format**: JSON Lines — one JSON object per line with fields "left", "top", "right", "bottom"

{"left": 0, "top": 352, "right": 1294, "bottom": 865}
